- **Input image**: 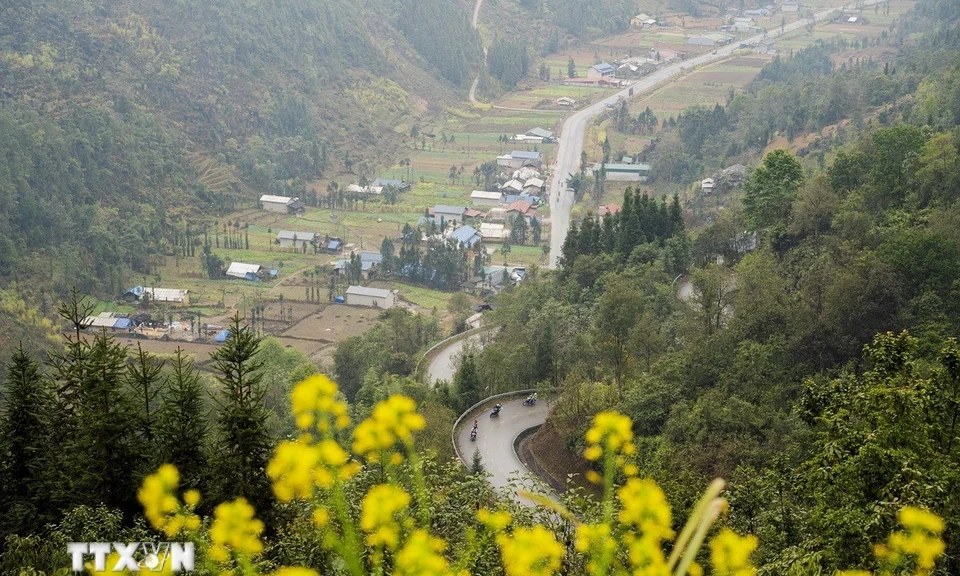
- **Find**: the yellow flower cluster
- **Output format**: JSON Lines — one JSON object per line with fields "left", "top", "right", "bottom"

{"left": 266, "top": 436, "right": 358, "bottom": 501}
{"left": 291, "top": 374, "right": 350, "bottom": 433}
{"left": 360, "top": 484, "right": 411, "bottom": 550}
{"left": 136, "top": 464, "right": 201, "bottom": 537}
{"left": 584, "top": 412, "right": 636, "bottom": 476}
{"left": 575, "top": 523, "right": 617, "bottom": 575}
{"left": 352, "top": 395, "right": 426, "bottom": 462}
{"left": 394, "top": 529, "right": 451, "bottom": 576}
{"left": 271, "top": 569, "right": 321, "bottom": 576}
{"left": 496, "top": 525, "right": 565, "bottom": 576}
{"left": 477, "top": 508, "right": 513, "bottom": 531}
{"left": 209, "top": 498, "right": 265, "bottom": 562}
{"left": 617, "top": 478, "right": 674, "bottom": 540}
{"left": 876, "top": 506, "right": 945, "bottom": 574}
{"left": 709, "top": 528, "right": 758, "bottom": 576}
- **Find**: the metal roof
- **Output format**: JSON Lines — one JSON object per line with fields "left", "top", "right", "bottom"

{"left": 276, "top": 230, "right": 317, "bottom": 241}
{"left": 346, "top": 286, "right": 393, "bottom": 299}
{"left": 471, "top": 191, "right": 503, "bottom": 200}
{"left": 360, "top": 252, "right": 383, "bottom": 263}
{"left": 226, "top": 262, "right": 262, "bottom": 278}
{"left": 511, "top": 150, "right": 542, "bottom": 160}
{"left": 525, "top": 128, "right": 553, "bottom": 139}
{"left": 592, "top": 63, "right": 615, "bottom": 73}
{"left": 259, "top": 194, "right": 296, "bottom": 205}
{"left": 433, "top": 205, "right": 466, "bottom": 215}
{"left": 143, "top": 287, "right": 188, "bottom": 302}
{"left": 449, "top": 226, "right": 481, "bottom": 247}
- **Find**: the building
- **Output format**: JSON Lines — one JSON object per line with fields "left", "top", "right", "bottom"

{"left": 471, "top": 191, "right": 505, "bottom": 206}
{"left": 448, "top": 225, "right": 482, "bottom": 248}
{"left": 500, "top": 179, "right": 525, "bottom": 194}
{"left": 345, "top": 286, "right": 396, "bottom": 309}
{"left": 122, "top": 286, "right": 189, "bottom": 305}
{"left": 372, "top": 178, "right": 411, "bottom": 192}
{"left": 562, "top": 77, "right": 624, "bottom": 88}
{"left": 722, "top": 164, "right": 747, "bottom": 185}
{"left": 485, "top": 207, "right": 508, "bottom": 223}
{"left": 555, "top": 96, "right": 576, "bottom": 106}
{"left": 782, "top": 0, "right": 799, "bottom": 12}
{"left": 524, "top": 177, "right": 545, "bottom": 193}
{"left": 505, "top": 200, "right": 536, "bottom": 223}
{"left": 325, "top": 237, "right": 343, "bottom": 253}
{"left": 593, "top": 162, "right": 651, "bottom": 182}
{"left": 497, "top": 150, "right": 544, "bottom": 169}
{"left": 226, "top": 262, "right": 263, "bottom": 280}
{"left": 432, "top": 205, "right": 466, "bottom": 223}
{"left": 84, "top": 312, "right": 132, "bottom": 331}
{"left": 276, "top": 230, "right": 318, "bottom": 250}
{"left": 345, "top": 184, "right": 384, "bottom": 195}
{"left": 701, "top": 178, "right": 716, "bottom": 193}
{"left": 480, "top": 223, "right": 508, "bottom": 241}
{"left": 463, "top": 208, "right": 484, "bottom": 219}
{"left": 744, "top": 8, "right": 770, "bottom": 17}
{"left": 756, "top": 38, "right": 777, "bottom": 54}
{"left": 631, "top": 13, "right": 652, "bottom": 26}
{"left": 259, "top": 195, "right": 304, "bottom": 214}
{"left": 587, "top": 63, "right": 616, "bottom": 78}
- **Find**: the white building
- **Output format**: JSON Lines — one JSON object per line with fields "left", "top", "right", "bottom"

{"left": 276, "top": 231, "right": 317, "bottom": 249}
{"left": 471, "top": 191, "right": 505, "bottom": 206}
{"left": 259, "top": 195, "right": 303, "bottom": 214}
{"left": 345, "top": 286, "right": 396, "bottom": 309}
{"left": 226, "top": 262, "right": 262, "bottom": 280}
{"left": 701, "top": 178, "right": 716, "bottom": 193}
{"left": 432, "top": 205, "right": 467, "bottom": 222}
{"left": 480, "top": 223, "right": 508, "bottom": 241}
{"left": 143, "top": 287, "right": 189, "bottom": 304}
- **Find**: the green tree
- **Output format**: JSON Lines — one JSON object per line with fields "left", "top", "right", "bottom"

{"left": 743, "top": 149, "right": 805, "bottom": 232}
{"left": 156, "top": 348, "right": 209, "bottom": 492}
{"left": 595, "top": 276, "right": 643, "bottom": 395}
{"left": 127, "top": 343, "right": 164, "bottom": 446}
{"left": 209, "top": 314, "right": 273, "bottom": 524}
{"left": 568, "top": 57, "right": 577, "bottom": 78}
{"left": 453, "top": 354, "right": 482, "bottom": 412}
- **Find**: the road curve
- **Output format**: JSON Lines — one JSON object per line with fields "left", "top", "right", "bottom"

{"left": 456, "top": 397, "right": 550, "bottom": 503}
{"left": 425, "top": 330, "right": 486, "bottom": 384}
{"left": 547, "top": 2, "right": 866, "bottom": 269}
{"left": 468, "top": 0, "right": 486, "bottom": 106}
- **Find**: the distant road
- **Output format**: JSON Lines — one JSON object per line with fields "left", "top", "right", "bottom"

{"left": 547, "top": 2, "right": 866, "bottom": 268}
{"left": 425, "top": 330, "right": 486, "bottom": 385}
{"left": 468, "top": 0, "right": 486, "bottom": 106}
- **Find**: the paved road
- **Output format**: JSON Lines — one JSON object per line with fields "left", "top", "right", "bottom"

{"left": 468, "top": 0, "right": 486, "bottom": 106}
{"left": 456, "top": 397, "right": 550, "bottom": 504}
{"left": 425, "top": 330, "right": 486, "bottom": 385}
{"left": 547, "top": 2, "right": 861, "bottom": 269}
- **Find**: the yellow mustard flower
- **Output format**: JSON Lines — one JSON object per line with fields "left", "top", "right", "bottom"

{"left": 394, "top": 529, "right": 451, "bottom": 576}
{"left": 267, "top": 438, "right": 321, "bottom": 501}
{"left": 623, "top": 533, "right": 670, "bottom": 575}
{"left": 209, "top": 498, "right": 264, "bottom": 561}
{"left": 313, "top": 507, "right": 330, "bottom": 527}
{"left": 360, "top": 484, "right": 411, "bottom": 550}
{"left": 617, "top": 478, "right": 674, "bottom": 541}
{"left": 878, "top": 506, "right": 946, "bottom": 572}
{"left": 575, "top": 523, "right": 616, "bottom": 575}
{"left": 898, "top": 506, "right": 945, "bottom": 535}
{"left": 291, "top": 374, "right": 351, "bottom": 433}
{"left": 137, "top": 465, "right": 201, "bottom": 537}
{"left": 477, "top": 508, "right": 513, "bottom": 531}
{"left": 709, "top": 528, "right": 758, "bottom": 576}
{"left": 584, "top": 412, "right": 637, "bottom": 473}
{"left": 352, "top": 395, "right": 426, "bottom": 462}
{"left": 497, "top": 525, "right": 565, "bottom": 576}
{"left": 271, "top": 569, "right": 321, "bottom": 576}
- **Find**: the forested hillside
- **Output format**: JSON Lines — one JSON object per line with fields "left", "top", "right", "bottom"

{"left": 472, "top": 1, "right": 960, "bottom": 572}
{"left": 0, "top": 0, "right": 481, "bottom": 301}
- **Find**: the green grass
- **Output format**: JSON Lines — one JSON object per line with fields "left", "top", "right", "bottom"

{"left": 391, "top": 282, "right": 457, "bottom": 312}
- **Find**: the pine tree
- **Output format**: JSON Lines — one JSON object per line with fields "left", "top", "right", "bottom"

{"left": 209, "top": 314, "right": 273, "bottom": 523}
{"left": 453, "top": 354, "right": 482, "bottom": 412}
{"left": 0, "top": 345, "right": 53, "bottom": 536}
{"left": 156, "top": 348, "right": 209, "bottom": 492}
{"left": 470, "top": 449, "right": 486, "bottom": 476}
{"left": 128, "top": 343, "right": 164, "bottom": 446}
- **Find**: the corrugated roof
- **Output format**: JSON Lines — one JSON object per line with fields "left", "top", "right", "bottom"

{"left": 524, "top": 178, "right": 545, "bottom": 189}
{"left": 226, "top": 262, "right": 261, "bottom": 278}
{"left": 511, "top": 150, "right": 542, "bottom": 160}
{"left": 277, "top": 230, "right": 317, "bottom": 241}
{"left": 526, "top": 128, "right": 553, "bottom": 139}
{"left": 260, "top": 194, "right": 295, "bottom": 204}
{"left": 449, "top": 226, "right": 481, "bottom": 247}
{"left": 144, "top": 287, "right": 188, "bottom": 302}
{"left": 346, "top": 286, "right": 393, "bottom": 298}
{"left": 592, "top": 63, "right": 615, "bottom": 73}
{"left": 471, "top": 191, "right": 503, "bottom": 200}
{"left": 433, "top": 205, "right": 466, "bottom": 215}
{"left": 360, "top": 252, "right": 383, "bottom": 263}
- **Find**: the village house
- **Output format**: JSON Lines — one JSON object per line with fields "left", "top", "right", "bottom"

{"left": 514, "top": 128, "right": 554, "bottom": 143}
{"left": 500, "top": 179, "right": 525, "bottom": 194}
{"left": 345, "top": 286, "right": 396, "bottom": 309}
{"left": 463, "top": 208, "right": 484, "bottom": 220}
{"left": 371, "top": 178, "right": 411, "bottom": 192}
{"left": 334, "top": 252, "right": 383, "bottom": 280}
{"left": 505, "top": 200, "right": 537, "bottom": 223}
{"left": 781, "top": 0, "right": 799, "bottom": 12}
{"left": 122, "top": 286, "right": 190, "bottom": 305}
{"left": 471, "top": 191, "right": 505, "bottom": 206}
{"left": 722, "top": 164, "right": 748, "bottom": 185}
{"left": 588, "top": 63, "right": 616, "bottom": 79}
{"left": 84, "top": 312, "right": 133, "bottom": 332}
{"left": 701, "top": 178, "right": 716, "bottom": 193}
{"left": 276, "top": 230, "right": 318, "bottom": 250}
{"left": 226, "top": 262, "right": 263, "bottom": 281}
{"left": 688, "top": 33, "right": 735, "bottom": 47}
{"left": 345, "top": 184, "right": 385, "bottom": 195}
{"left": 259, "top": 195, "right": 303, "bottom": 214}
{"left": 479, "top": 222, "right": 508, "bottom": 242}
{"left": 555, "top": 96, "right": 576, "bottom": 106}
{"left": 631, "top": 13, "right": 652, "bottom": 26}
{"left": 496, "top": 150, "right": 543, "bottom": 169}
{"left": 485, "top": 207, "right": 508, "bottom": 223}
{"left": 325, "top": 237, "right": 343, "bottom": 253}
{"left": 593, "top": 162, "right": 652, "bottom": 182}
{"left": 432, "top": 205, "right": 467, "bottom": 224}
{"left": 448, "top": 225, "right": 482, "bottom": 248}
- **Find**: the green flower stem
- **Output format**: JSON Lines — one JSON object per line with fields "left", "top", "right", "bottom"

{"left": 406, "top": 442, "right": 431, "bottom": 527}
{"left": 668, "top": 478, "right": 725, "bottom": 571}
{"left": 674, "top": 499, "right": 724, "bottom": 576}
{"left": 331, "top": 481, "right": 365, "bottom": 576}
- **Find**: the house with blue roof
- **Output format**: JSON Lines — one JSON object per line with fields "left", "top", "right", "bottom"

{"left": 588, "top": 63, "right": 616, "bottom": 79}
{"left": 448, "top": 225, "right": 482, "bottom": 248}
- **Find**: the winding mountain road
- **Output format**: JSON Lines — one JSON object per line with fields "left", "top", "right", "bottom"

{"left": 547, "top": 2, "right": 866, "bottom": 268}
{"left": 456, "top": 397, "right": 550, "bottom": 504}
{"left": 468, "top": 0, "right": 486, "bottom": 106}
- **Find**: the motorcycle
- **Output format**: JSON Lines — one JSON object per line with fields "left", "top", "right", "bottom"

{"left": 470, "top": 427, "right": 477, "bottom": 441}
{"left": 491, "top": 403, "right": 502, "bottom": 417}
{"left": 523, "top": 394, "right": 537, "bottom": 406}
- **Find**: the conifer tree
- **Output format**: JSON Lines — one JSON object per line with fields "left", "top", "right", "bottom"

{"left": 209, "top": 314, "right": 273, "bottom": 523}
{"left": 156, "top": 348, "right": 209, "bottom": 493}
{"left": 127, "top": 343, "right": 164, "bottom": 445}
{"left": 453, "top": 354, "right": 482, "bottom": 412}
{"left": 0, "top": 345, "right": 52, "bottom": 536}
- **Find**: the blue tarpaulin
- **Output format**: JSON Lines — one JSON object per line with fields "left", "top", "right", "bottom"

{"left": 214, "top": 329, "right": 231, "bottom": 343}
